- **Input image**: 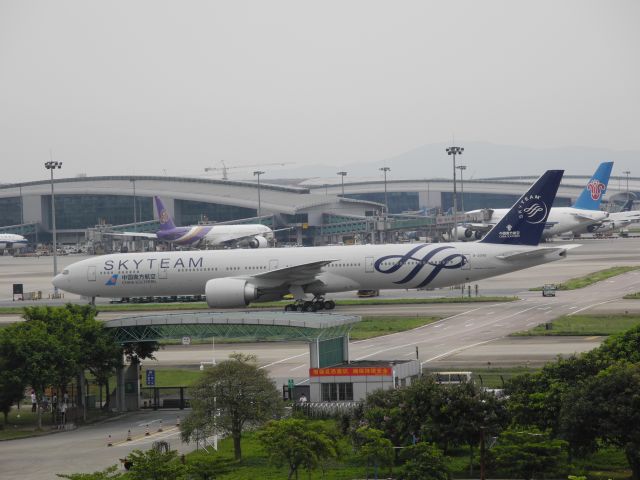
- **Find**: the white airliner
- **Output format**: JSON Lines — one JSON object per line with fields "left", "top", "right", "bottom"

{"left": 54, "top": 170, "right": 577, "bottom": 310}
{"left": 571, "top": 199, "right": 640, "bottom": 235}
{"left": 458, "top": 162, "right": 613, "bottom": 241}
{"left": 0, "top": 233, "right": 28, "bottom": 253}
{"left": 105, "top": 196, "right": 274, "bottom": 248}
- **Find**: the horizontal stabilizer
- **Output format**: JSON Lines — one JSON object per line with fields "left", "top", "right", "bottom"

{"left": 496, "top": 244, "right": 581, "bottom": 261}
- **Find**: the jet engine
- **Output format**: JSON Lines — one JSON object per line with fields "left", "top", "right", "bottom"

{"left": 448, "top": 227, "right": 480, "bottom": 242}
{"left": 205, "top": 278, "right": 258, "bottom": 308}
{"left": 248, "top": 235, "right": 268, "bottom": 248}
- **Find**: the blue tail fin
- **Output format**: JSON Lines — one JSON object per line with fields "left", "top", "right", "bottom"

{"left": 572, "top": 162, "right": 613, "bottom": 210}
{"left": 480, "top": 170, "right": 564, "bottom": 246}
{"left": 154, "top": 196, "right": 176, "bottom": 230}
{"left": 621, "top": 198, "right": 634, "bottom": 212}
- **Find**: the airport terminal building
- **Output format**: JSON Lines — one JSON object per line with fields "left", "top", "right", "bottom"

{"left": 0, "top": 173, "right": 636, "bottom": 246}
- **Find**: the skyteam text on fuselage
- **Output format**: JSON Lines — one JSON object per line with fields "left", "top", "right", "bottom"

{"left": 54, "top": 170, "right": 579, "bottom": 310}
{"left": 104, "top": 196, "right": 273, "bottom": 248}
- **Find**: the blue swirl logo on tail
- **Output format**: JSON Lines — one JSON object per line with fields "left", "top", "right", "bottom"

{"left": 374, "top": 245, "right": 467, "bottom": 289}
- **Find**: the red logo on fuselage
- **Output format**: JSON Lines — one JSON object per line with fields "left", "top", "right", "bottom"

{"left": 587, "top": 180, "right": 606, "bottom": 200}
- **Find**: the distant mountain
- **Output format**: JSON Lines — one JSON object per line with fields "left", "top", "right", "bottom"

{"left": 273, "top": 142, "right": 638, "bottom": 182}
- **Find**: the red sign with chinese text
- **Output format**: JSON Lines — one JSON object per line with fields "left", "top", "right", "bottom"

{"left": 309, "top": 367, "right": 392, "bottom": 377}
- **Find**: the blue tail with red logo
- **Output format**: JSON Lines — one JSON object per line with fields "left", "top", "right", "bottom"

{"left": 154, "top": 196, "right": 177, "bottom": 231}
{"left": 480, "top": 170, "right": 564, "bottom": 246}
{"left": 572, "top": 162, "right": 613, "bottom": 210}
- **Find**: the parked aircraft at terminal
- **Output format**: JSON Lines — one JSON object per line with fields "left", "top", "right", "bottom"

{"left": 458, "top": 162, "right": 613, "bottom": 241}
{"left": 571, "top": 198, "right": 640, "bottom": 235}
{"left": 105, "top": 196, "right": 274, "bottom": 248}
{"left": 54, "top": 170, "right": 579, "bottom": 310}
{"left": 0, "top": 233, "right": 28, "bottom": 252}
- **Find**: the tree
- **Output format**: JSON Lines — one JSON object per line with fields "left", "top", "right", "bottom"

{"left": 353, "top": 426, "right": 395, "bottom": 480}
{"left": 258, "top": 418, "right": 338, "bottom": 479}
{"left": 183, "top": 451, "right": 235, "bottom": 480}
{"left": 125, "top": 447, "right": 186, "bottom": 480}
{"left": 560, "top": 363, "right": 640, "bottom": 480}
{"left": 0, "top": 329, "right": 26, "bottom": 425}
{"left": 181, "top": 353, "right": 283, "bottom": 460}
{"left": 490, "top": 428, "right": 568, "bottom": 480}
{"left": 397, "top": 442, "right": 449, "bottom": 480}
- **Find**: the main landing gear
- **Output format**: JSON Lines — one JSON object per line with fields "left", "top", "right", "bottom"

{"left": 284, "top": 297, "right": 336, "bottom": 312}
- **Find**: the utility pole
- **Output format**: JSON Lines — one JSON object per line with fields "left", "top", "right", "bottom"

{"left": 45, "top": 159, "right": 63, "bottom": 293}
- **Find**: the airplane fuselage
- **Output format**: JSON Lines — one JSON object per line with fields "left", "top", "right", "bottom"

{"left": 54, "top": 242, "right": 568, "bottom": 299}
{"left": 0, "top": 233, "right": 28, "bottom": 250}
{"left": 157, "top": 224, "right": 272, "bottom": 246}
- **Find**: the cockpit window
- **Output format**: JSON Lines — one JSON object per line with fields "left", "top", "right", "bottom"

{"left": 62, "top": 269, "right": 69, "bottom": 275}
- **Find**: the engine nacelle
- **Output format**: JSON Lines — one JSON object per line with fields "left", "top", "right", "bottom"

{"left": 448, "top": 227, "right": 475, "bottom": 242}
{"left": 205, "top": 278, "right": 258, "bottom": 308}
{"left": 248, "top": 235, "right": 268, "bottom": 249}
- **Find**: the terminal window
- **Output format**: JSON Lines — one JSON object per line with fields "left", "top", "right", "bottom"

{"left": 321, "top": 382, "right": 353, "bottom": 401}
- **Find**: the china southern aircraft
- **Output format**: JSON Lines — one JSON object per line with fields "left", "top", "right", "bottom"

{"left": 459, "top": 162, "right": 613, "bottom": 241}
{"left": 105, "top": 196, "right": 274, "bottom": 248}
{"left": 54, "top": 170, "right": 576, "bottom": 310}
{"left": 0, "top": 233, "right": 28, "bottom": 253}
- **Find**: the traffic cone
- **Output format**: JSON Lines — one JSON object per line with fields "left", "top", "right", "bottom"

{"left": 176, "top": 415, "right": 180, "bottom": 427}
{"left": 126, "top": 429, "right": 132, "bottom": 441}
{"left": 145, "top": 424, "right": 150, "bottom": 436}
{"left": 157, "top": 420, "right": 163, "bottom": 432}
{"left": 107, "top": 434, "right": 113, "bottom": 447}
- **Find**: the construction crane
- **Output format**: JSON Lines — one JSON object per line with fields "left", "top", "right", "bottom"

{"left": 204, "top": 161, "right": 294, "bottom": 180}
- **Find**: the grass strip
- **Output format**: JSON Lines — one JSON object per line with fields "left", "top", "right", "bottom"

{"left": 530, "top": 266, "right": 639, "bottom": 291}
{"left": 0, "top": 296, "right": 516, "bottom": 315}
{"left": 623, "top": 292, "right": 640, "bottom": 299}
{"left": 511, "top": 314, "right": 640, "bottom": 336}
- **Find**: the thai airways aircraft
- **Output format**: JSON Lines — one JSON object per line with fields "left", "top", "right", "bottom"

{"left": 0, "top": 233, "right": 28, "bottom": 253}
{"left": 54, "top": 170, "right": 578, "bottom": 310}
{"left": 459, "top": 162, "right": 613, "bottom": 241}
{"left": 105, "top": 197, "right": 274, "bottom": 248}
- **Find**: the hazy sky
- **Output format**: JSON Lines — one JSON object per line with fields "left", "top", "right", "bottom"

{"left": 1, "top": 1, "right": 638, "bottom": 183}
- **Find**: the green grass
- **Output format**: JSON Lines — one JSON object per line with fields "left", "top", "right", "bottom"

{"left": 143, "top": 368, "right": 203, "bottom": 387}
{"left": 530, "top": 266, "right": 640, "bottom": 291}
{"left": 349, "top": 316, "right": 440, "bottom": 340}
{"left": 186, "top": 425, "right": 369, "bottom": 479}
{"left": 623, "top": 292, "right": 640, "bottom": 299}
{"left": 512, "top": 314, "right": 640, "bottom": 336}
{"left": 0, "top": 296, "right": 517, "bottom": 315}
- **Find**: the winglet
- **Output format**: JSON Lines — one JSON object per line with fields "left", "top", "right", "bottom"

{"left": 154, "top": 197, "right": 176, "bottom": 231}
{"left": 572, "top": 162, "right": 613, "bottom": 210}
{"left": 480, "top": 170, "right": 564, "bottom": 246}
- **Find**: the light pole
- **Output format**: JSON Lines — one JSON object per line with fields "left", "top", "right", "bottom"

{"left": 19, "top": 184, "right": 23, "bottom": 224}
{"left": 253, "top": 170, "right": 265, "bottom": 218}
{"left": 456, "top": 165, "right": 467, "bottom": 212}
{"left": 446, "top": 146, "right": 464, "bottom": 242}
{"left": 337, "top": 171, "right": 347, "bottom": 196}
{"left": 379, "top": 167, "right": 390, "bottom": 215}
{"left": 45, "top": 160, "right": 62, "bottom": 293}
{"left": 130, "top": 178, "right": 137, "bottom": 229}
{"left": 623, "top": 170, "right": 631, "bottom": 201}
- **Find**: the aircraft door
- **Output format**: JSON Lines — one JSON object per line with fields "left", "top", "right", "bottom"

{"left": 269, "top": 259, "right": 278, "bottom": 271}
{"left": 158, "top": 265, "right": 168, "bottom": 279}
{"left": 87, "top": 266, "right": 96, "bottom": 282}
{"left": 365, "top": 256, "right": 375, "bottom": 273}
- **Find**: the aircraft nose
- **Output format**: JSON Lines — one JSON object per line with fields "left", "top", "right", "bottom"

{"left": 52, "top": 273, "right": 66, "bottom": 289}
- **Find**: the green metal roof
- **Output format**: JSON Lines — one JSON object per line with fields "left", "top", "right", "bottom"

{"left": 104, "top": 311, "right": 360, "bottom": 344}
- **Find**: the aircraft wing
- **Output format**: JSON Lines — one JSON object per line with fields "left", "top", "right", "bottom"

{"left": 252, "top": 260, "right": 337, "bottom": 283}
{"left": 496, "top": 244, "right": 581, "bottom": 261}
{"left": 101, "top": 232, "right": 158, "bottom": 239}
{"left": 570, "top": 212, "right": 607, "bottom": 222}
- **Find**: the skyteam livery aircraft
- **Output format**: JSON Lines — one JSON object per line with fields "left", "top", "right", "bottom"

{"left": 461, "top": 162, "right": 613, "bottom": 241}
{"left": 105, "top": 196, "right": 274, "bottom": 248}
{"left": 54, "top": 170, "right": 576, "bottom": 310}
